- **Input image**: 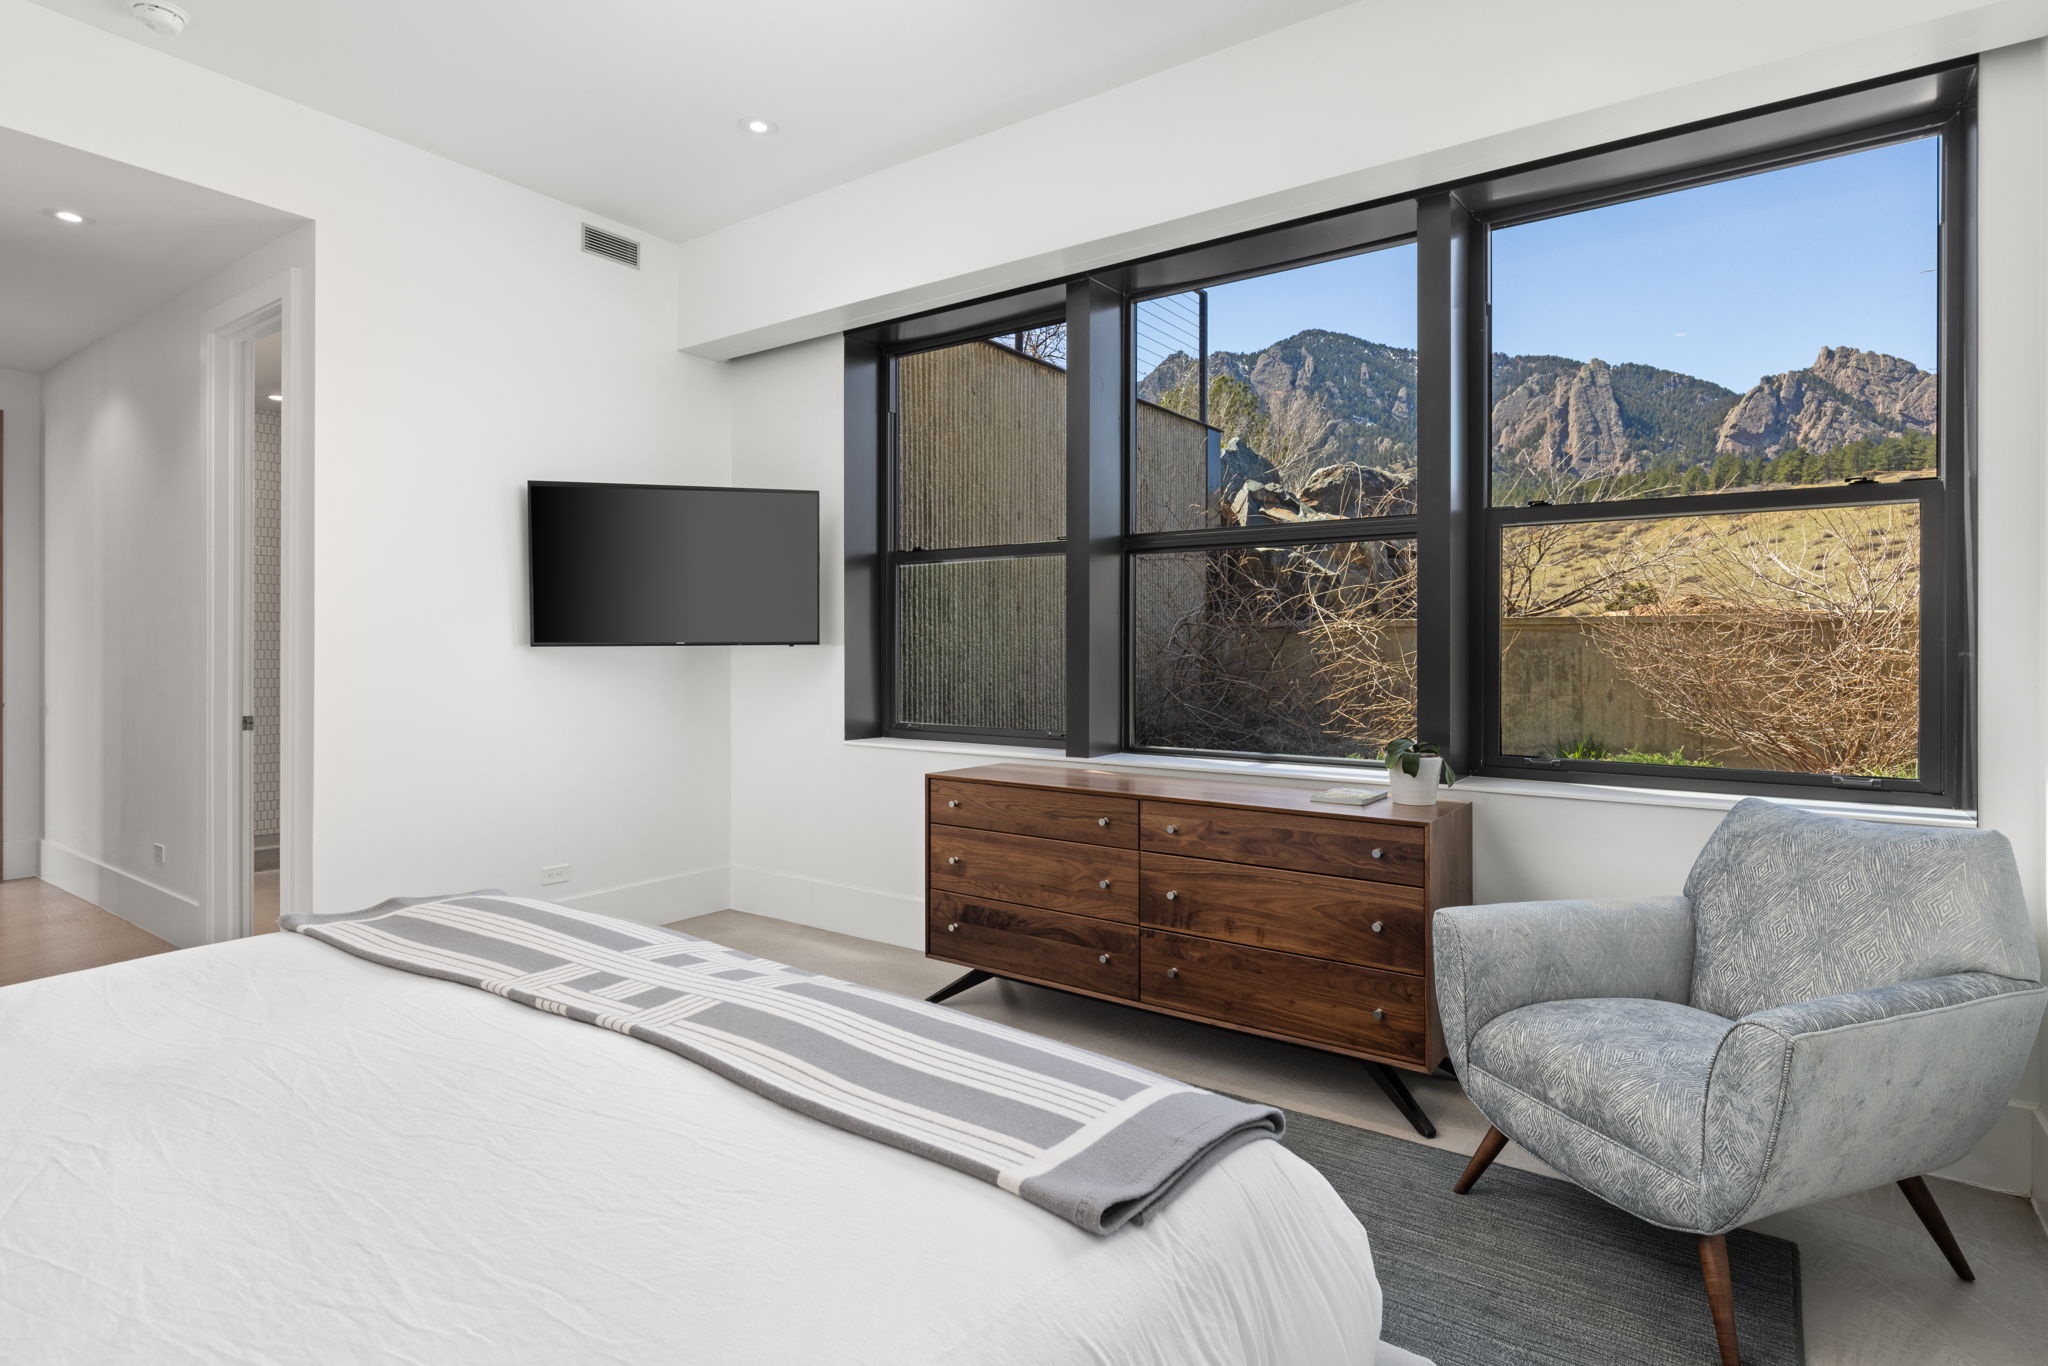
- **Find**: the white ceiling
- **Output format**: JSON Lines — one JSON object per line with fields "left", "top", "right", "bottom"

{"left": 0, "top": 124, "right": 304, "bottom": 373}
{"left": 23, "top": 0, "right": 1354, "bottom": 242}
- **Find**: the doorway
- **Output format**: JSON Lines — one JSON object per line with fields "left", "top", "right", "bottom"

{"left": 248, "top": 327, "right": 283, "bottom": 932}
{"left": 203, "top": 270, "right": 308, "bottom": 944}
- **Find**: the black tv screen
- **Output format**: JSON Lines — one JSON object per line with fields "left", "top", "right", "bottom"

{"left": 529, "top": 482, "right": 819, "bottom": 645}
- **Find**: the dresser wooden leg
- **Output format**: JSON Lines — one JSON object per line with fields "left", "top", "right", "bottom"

{"left": 1898, "top": 1176, "right": 1975, "bottom": 1281}
{"left": 1698, "top": 1233, "right": 1742, "bottom": 1366}
{"left": 1452, "top": 1126, "right": 1509, "bottom": 1194}
{"left": 1364, "top": 1061, "right": 1437, "bottom": 1138}
{"left": 925, "top": 969, "right": 994, "bottom": 1005}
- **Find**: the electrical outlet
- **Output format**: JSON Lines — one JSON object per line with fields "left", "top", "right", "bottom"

{"left": 153, "top": 843, "right": 166, "bottom": 865}
{"left": 540, "top": 864, "right": 571, "bottom": 886}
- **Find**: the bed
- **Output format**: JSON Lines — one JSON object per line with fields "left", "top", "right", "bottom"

{"left": 0, "top": 930, "right": 1427, "bottom": 1364}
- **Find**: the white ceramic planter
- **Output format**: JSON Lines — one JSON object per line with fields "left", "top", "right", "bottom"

{"left": 1387, "top": 754, "right": 1444, "bottom": 806}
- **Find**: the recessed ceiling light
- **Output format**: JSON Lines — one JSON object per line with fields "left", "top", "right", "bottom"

{"left": 739, "top": 118, "right": 778, "bottom": 135}
{"left": 267, "top": 394, "right": 284, "bottom": 402}
{"left": 45, "top": 209, "right": 88, "bottom": 224}
{"left": 130, "top": 2, "right": 191, "bottom": 37}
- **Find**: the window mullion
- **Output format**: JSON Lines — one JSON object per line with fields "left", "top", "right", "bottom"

{"left": 1414, "top": 192, "right": 1479, "bottom": 773}
{"left": 1065, "top": 277, "right": 1125, "bottom": 759}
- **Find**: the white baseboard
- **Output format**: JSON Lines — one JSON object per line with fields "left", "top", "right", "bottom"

{"left": 3, "top": 838, "right": 40, "bottom": 880}
{"left": 560, "top": 867, "right": 731, "bottom": 926}
{"left": 728, "top": 865, "right": 923, "bottom": 949}
{"left": 38, "top": 839, "right": 203, "bottom": 948}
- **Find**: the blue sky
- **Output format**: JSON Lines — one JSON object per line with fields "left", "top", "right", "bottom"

{"left": 1195, "top": 137, "right": 1939, "bottom": 393}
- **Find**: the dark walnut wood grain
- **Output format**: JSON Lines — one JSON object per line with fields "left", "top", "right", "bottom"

{"left": 1139, "top": 851, "right": 1426, "bottom": 974}
{"left": 928, "top": 763, "right": 1463, "bottom": 829}
{"left": 928, "top": 892, "right": 1138, "bottom": 999}
{"left": 923, "top": 765, "right": 1471, "bottom": 1085}
{"left": 929, "top": 826, "right": 1139, "bottom": 920}
{"left": 928, "top": 777, "right": 1137, "bottom": 848}
{"left": 1141, "top": 801, "right": 1425, "bottom": 885}
{"left": 1139, "top": 929, "right": 1429, "bottom": 1061}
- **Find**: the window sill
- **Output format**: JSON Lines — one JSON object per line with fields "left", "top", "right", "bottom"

{"left": 842, "top": 735, "right": 1976, "bottom": 828}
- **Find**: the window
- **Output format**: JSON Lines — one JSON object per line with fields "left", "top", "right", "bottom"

{"left": 1129, "top": 247, "right": 1419, "bottom": 761}
{"left": 848, "top": 64, "right": 1972, "bottom": 806}
{"left": 888, "top": 329, "right": 1068, "bottom": 741}
{"left": 1486, "top": 138, "right": 1947, "bottom": 789}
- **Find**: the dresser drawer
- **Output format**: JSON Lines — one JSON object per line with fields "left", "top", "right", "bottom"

{"left": 1139, "top": 852, "right": 1426, "bottom": 974}
{"left": 928, "top": 892, "right": 1137, "bottom": 999}
{"left": 929, "top": 779, "right": 1137, "bottom": 848}
{"left": 929, "top": 827, "right": 1139, "bottom": 920}
{"left": 1141, "top": 801, "right": 1425, "bottom": 885}
{"left": 1139, "top": 929, "right": 1428, "bottom": 1062}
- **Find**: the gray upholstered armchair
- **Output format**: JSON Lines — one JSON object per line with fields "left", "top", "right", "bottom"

{"left": 1434, "top": 798, "right": 2046, "bottom": 1366}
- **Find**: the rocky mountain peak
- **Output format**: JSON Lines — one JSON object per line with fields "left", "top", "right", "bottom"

{"left": 1714, "top": 347, "right": 1935, "bottom": 458}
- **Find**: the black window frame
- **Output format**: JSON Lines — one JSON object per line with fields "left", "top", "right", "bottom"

{"left": 846, "top": 60, "right": 1977, "bottom": 808}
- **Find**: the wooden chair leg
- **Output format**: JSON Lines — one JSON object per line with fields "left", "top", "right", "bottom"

{"left": 1697, "top": 1234, "right": 1742, "bottom": 1366}
{"left": 1452, "top": 1125, "right": 1509, "bottom": 1194}
{"left": 1897, "top": 1176, "right": 1975, "bottom": 1281}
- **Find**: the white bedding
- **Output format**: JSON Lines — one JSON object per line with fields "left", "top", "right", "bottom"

{"left": 0, "top": 933, "right": 1421, "bottom": 1365}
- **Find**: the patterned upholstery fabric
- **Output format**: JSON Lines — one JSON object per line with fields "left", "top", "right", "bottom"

{"left": 1468, "top": 998, "right": 1730, "bottom": 1177}
{"left": 1701, "top": 974, "right": 2048, "bottom": 1229}
{"left": 1434, "top": 896, "right": 1695, "bottom": 1075}
{"left": 1684, "top": 798, "right": 2039, "bottom": 1020}
{"left": 1435, "top": 799, "right": 2048, "bottom": 1236}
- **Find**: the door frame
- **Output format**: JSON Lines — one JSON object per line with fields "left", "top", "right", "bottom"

{"left": 201, "top": 268, "right": 311, "bottom": 941}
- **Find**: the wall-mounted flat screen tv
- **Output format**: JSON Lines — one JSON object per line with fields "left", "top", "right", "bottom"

{"left": 529, "top": 482, "right": 819, "bottom": 646}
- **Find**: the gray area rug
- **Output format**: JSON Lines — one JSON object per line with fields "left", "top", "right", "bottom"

{"left": 1276, "top": 1107, "right": 1803, "bottom": 1365}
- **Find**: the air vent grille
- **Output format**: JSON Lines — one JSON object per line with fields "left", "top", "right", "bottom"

{"left": 581, "top": 224, "right": 641, "bottom": 269}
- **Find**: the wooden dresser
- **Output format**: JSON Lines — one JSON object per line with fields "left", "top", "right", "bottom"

{"left": 922, "top": 763, "right": 1472, "bottom": 1136}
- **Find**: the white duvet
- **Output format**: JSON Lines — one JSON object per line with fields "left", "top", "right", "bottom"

{"left": 0, "top": 933, "right": 1417, "bottom": 1365}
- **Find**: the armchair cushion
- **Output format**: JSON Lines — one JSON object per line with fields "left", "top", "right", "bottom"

{"left": 1684, "top": 799, "right": 2040, "bottom": 1019}
{"left": 1434, "top": 896, "right": 1695, "bottom": 1073}
{"left": 1469, "top": 997, "right": 1731, "bottom": 1177}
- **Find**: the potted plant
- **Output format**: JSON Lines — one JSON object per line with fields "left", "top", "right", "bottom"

{"left": 1382, "top": 738, "right": 1456, "bottom": 806}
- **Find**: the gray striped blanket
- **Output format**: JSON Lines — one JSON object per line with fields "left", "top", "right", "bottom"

{"left": 282, "top": 893, "right": 1283, "bottom": 1234}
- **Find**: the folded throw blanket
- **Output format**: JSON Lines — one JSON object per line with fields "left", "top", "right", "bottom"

{"left": 283, "top": 893, "right": 1283, "bottom": 1233}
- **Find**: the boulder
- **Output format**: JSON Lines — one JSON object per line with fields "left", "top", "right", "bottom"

{"left": 1297, "top": 462, "right": 1411, "bottom": 518}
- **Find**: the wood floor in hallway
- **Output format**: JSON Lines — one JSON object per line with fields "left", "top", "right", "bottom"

{"left": 0, "top": 877, "right": 175, "bottom": 986}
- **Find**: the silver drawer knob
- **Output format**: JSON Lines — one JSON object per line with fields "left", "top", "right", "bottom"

{"left": 1097, "top": 879, "right": 1111, "bottom": 890}
{"left": 1097, "top": 954, "right": 1111, "bottom": 965}
{"left": 946, "top": 922, "right": 959, "bottom": 933}
{"left": 1098, "top": 817, "right": 1110, "bottom": 827}
{"left": 1165, "top": 824, "right": 1179, "bottom": 835}
{"left": 1372, "top": 1009, "right": 1385, "bottom": 1021}
{"left": 947, "top": 800, "right": 961, "bottom": 808}
{"left": 946, "top": 856, "right": 961, "bottom": 866}
{"left": 1164, "top": 890, "right": 1179, "bottom": 901}
{"left": 1166, "top": 967, "right": 1179, "bottom": 979}
{"left": 1371, "top": 921, "right": 1384, "bottom": 933}
{"left": 1370, "top": 848, "right": 1385, "bottom": 860}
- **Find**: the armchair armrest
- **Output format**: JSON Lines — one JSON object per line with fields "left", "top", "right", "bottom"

{"left": 1700, "top": 972, "right": 2048, "bottom": 1231}
{"left": 1433, "top": 896, "right": 1696, "bottom": 1071}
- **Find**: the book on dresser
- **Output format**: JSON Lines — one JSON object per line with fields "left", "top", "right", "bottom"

{"left": 921, "top": 763, "right": 1473, "bottom": 1137}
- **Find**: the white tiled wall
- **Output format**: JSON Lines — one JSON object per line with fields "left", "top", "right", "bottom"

{"left": 252, "top": 403, "right": 281, "bottom": 844}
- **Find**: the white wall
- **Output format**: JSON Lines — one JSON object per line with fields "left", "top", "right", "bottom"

{"left": 0, "top": 365, "right": 40, "bottom": 879}
{"left": 1975, "top": 38, "right": 2048, "bottom": 1229}
{"left": 720, "top": 31, "right": 2048, "bottom": 1195}
{"left": 1, "top": 1, "right": 734, "bottom": 934}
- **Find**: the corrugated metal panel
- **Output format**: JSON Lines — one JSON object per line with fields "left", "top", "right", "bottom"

{"left": 897, "top": 341, "right": 1064, "bottom": 550}
{"left": 897, "top": 557, "right": 1065, "bottom": 733}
